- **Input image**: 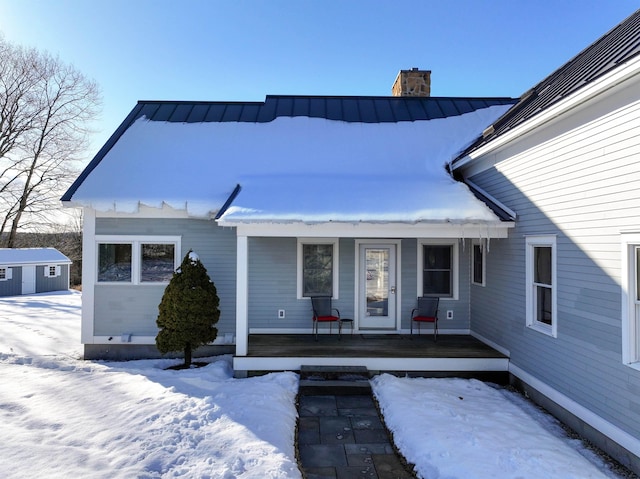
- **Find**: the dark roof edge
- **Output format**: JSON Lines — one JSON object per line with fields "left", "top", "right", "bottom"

{"left": 464, "top": 180, "right": 516, "bottom": 222}
{"left": 214, "top": 184, "right": 242, "bottom": 220}
{"left": 135, "top": 95, "right": 517, "bottom": 103}
{"left": 450, "top": 9, "right": 640, "bottom": 168}
{"left": 61, "top": 102, "right": 146, "bottom": 202}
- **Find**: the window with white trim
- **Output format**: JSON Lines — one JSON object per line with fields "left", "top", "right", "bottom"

{"left": 0, "top": 266, "right": 11, "bottom": 281}
{"left": 526, "top": 236, "right": 557, "bottom": 337}
{"left": 418, "top": 240, "right": 458, "bottom": 299}
{"left": 472, "top": 240, "right": 485, "bottom": 286}
{"left": 297, "top": 239, "right": 338, "bottom": 298}
{"left": 96, "top": 236, "right": 180, "bottom": 284}
{"left": 621, "top": 234, "right": 640, "bottom": 367}
{"left": 44, "top": 265, "right": 60, "bottom": 278}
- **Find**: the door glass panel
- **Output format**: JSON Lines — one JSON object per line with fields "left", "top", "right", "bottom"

{"left": 366, "top": 248, "right": 388, "bottom": 317}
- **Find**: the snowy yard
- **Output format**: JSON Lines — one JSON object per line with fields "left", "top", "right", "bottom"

{"left": 0, "top": 291, "right": 629, "bottom": 478}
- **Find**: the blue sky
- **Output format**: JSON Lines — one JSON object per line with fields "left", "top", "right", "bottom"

{"left": 1, "top": 0, "right": 639, "bottom": 158}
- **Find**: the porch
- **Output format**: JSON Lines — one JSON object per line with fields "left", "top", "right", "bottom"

{"left": 232, "top": 333, "right": 509, "bottom": 377}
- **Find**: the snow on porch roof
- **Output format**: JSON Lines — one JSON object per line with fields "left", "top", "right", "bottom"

{"left": 62, "top": 96, "right": 517, "bottom": 225}
{"left": 0, "top": 248, "right": 71, "bottom": 266}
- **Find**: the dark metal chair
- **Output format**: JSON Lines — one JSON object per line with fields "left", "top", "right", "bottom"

{"left": 410, "top": 297, "right": 439, "bottom": 341}
{"left": 311, "top": 296, "right": 341, "bottom": 340}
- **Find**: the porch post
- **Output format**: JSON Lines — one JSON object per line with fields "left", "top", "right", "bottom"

{"left": 235, "top": 234, "right": 249, "bottom": 356}
{"left": 81, "top": 207, "right": 96, "bottom": 344}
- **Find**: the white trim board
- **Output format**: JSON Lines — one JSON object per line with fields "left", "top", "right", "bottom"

{"left": 234, "top": 356, "right": 509, "bottom": 373}
{"left": 509, "top": 364, "right": 640, "bottom": 458}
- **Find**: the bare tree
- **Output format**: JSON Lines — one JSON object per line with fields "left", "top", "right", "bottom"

{"left": 0, "top": 35, "right": 101, "bottom": 247}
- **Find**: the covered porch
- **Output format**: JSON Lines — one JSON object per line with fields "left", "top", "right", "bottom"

{"left": 233, "top": 333, "right": 509, "bottom": 376}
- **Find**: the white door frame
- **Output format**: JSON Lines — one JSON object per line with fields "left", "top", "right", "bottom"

{"left": 354, "top": 239, "right": 401, "bottom": 331}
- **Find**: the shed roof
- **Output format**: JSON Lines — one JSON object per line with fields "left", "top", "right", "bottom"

{"left": 0, "top": 248, "right": 71, "bottom": 266}
{"left": 454, "top": 9, "right": 640, "bottom": 161}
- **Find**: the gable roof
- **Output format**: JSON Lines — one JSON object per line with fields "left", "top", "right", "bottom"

{"left": 62, "top": 95, "right": 517, "bottom": 226}
{"left": 0, "top": 248, "right": 71, "bottom": 266}
{"left": 453, "top": 9, "right": 640, "bottom": 163}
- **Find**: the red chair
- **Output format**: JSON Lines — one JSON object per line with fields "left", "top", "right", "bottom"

{"left": 411, "top": 297, "right": 439, "bottom": 341}
{"left": 311, "top": 296, "right": 341, "bottom": 340}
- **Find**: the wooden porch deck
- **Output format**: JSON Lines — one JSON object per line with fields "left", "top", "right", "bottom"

{"left": 233, "top": 334, "right": 509, "bottom": 376}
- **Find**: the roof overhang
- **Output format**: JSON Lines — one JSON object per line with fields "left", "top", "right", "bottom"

{"left": 221, "top": 220, "right": 513, "bottom": 239}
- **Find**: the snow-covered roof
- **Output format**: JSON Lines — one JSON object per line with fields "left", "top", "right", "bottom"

{"left": 0, "top": 248, "right": 71, "bottom": 266}
{"left": 63, "top": 96, "right": 516, "bottom": 226}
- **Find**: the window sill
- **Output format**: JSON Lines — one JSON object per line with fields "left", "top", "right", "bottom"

{"left": 624, "top": 361, "right": 640, "bottom": 372}
{"left": 527, "top": 322, "right": 557, "bottom": 338}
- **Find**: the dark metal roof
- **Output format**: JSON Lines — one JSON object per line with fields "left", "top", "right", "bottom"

{"left": 454, "top": 9, "right": 640, "bottom": 162}
{"left": 61, "top": 95, "right": 516, "bottom": 202}
{"left": 125, "top": 95, "right": 517, "bottom": 124}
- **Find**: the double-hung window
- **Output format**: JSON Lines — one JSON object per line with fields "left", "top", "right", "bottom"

{"left": 526, "top": 236, "right": 557, "bottom": 337}
{"left": 418, "top": 240, "right": 458, "bottom": 299}
{"left": 297, "top": 239, "right": 338, "bottom": 298}
{"left": 621, "top": 233, "right": 640, "bottom": 367}
{"left": 96, "top": 236, "right": 180, "bottom": 284}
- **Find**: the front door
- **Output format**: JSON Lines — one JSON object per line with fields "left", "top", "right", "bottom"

{"left": 358, "top": 243, "right": 397, "bottom": 329}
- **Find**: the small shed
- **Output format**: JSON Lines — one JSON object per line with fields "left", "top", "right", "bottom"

{"left": 0, "top": 248, "right": 72, "bottom": 297}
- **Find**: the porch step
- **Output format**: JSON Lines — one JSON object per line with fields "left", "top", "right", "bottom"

{"left": 299, "top": 365, "right": 371, "bottom": 396}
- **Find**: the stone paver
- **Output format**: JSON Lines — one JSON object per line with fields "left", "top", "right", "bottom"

{"left": 298, "top": 394, "right": 415, "bottom": 479}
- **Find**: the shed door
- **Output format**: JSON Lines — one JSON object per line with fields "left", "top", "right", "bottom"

{"left": 22, "top": 266, "right": 36, "bottom": 294}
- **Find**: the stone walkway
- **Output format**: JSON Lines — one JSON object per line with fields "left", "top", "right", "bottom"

{"left": 297, "top": 393, "right": 415, "bottom": 478}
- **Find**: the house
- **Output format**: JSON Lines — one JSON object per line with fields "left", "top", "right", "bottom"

{"left": 449, "top": 9, "right": 640, "bottom": 473}
{"left": 61, "top": 87, "right": 517, "bottom": 363}
{"left": 0, "top": 248, "right": 72, "bottom": 296}
{"left": 62, "top": 9, "right": 640, "bottom": 473}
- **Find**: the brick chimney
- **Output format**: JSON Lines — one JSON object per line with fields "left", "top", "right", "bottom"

{"left": 392, "top": 68, "right": 431, "bottom": 97}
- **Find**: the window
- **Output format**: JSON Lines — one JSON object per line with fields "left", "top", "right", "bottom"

{"left": 0, "top": 266, "right": 11, "bottom": 281}
{"left": 621, "top": 234, "right": 640, "bottom": 367}
{"left": 98, "top": 243, "right": 132, "bottom": 282}
{"left": 418, "top": 240, "right": 458, "bottom": 299}
{"left": 297, "top": 239, "right": 338, "bottom": 298}
{"left": 472, "top": 241, "right": 485, "bottom": 286}
{"left": 44, "top": 265, "right": 60, "bottom": 278}
{"left": 96, "top": 236, "right": 180, "bottom": 284}
{"left": 141, "top": 243, "right": 175, "bottom": 282}
{"left": 526, "top": 236, "right": 556, "bottom": 337}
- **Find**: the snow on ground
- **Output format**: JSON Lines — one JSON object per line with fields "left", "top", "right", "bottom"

{"left": 372, "top": 374, "right": 621, "bottom": 479}
{"left": 0, "top": 292, "right": 630, "bottom": 478}
{"left": 0, "top": 292, "right": 300, "bottom": 479}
